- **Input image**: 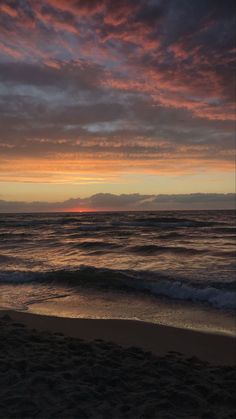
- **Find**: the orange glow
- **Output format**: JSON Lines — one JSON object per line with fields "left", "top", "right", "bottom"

{"left": 0, "top": 3, "right": 18, "bottom": 17}
{"left": 0, "top": 0, "right": 235, "bottom": 204}
{"left": 56, "top": 207, "right": 96, "bottom": 213}
{"left": 0, "top": 155, "right": 234, "bottom": 184}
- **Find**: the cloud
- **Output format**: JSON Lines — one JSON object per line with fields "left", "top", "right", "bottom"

{"left": 0, "top": 0, "right": 235, "bottom": 183}
{"left": 0, "top": 0, "right": 234, "bottom": 120}
{"left": 0, "top": 193, "right": 235, "bottom": 212}
{"left": 0, "top": 61, "right": 103, "bottom": 90}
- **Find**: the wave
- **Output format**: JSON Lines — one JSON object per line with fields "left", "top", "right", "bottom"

{"left": 1, "top": 266, "right": 235, "bottom": 310}
{"left": 0, "top": 232, "right": 31, "bottom": 239}
{"left": 50, "top": 216, "right": 223, "bottom": 230}
{"left": 72, "top": 241, "right": 121, "bottom": 251}
{"left": 158, "top": 232, "right": 183, "bottom": 240}
{"left": 211, "top": 227, "right": 236, "bottom": 235}
{"left": 130, "top": 245, "right": 207, "bottom": 256}
{"left": 216, "top": 250, "right": 236, "bottom": 258}
{"left": 127, "top": 217, "right": 219, "bottom": 228}
{"left": 0, "top": 254, "right": 22, "bottom": 263}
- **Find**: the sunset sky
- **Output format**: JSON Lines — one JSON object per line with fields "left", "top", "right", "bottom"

{"left": 0, "top": 0, "right": 235, "bottom": 210}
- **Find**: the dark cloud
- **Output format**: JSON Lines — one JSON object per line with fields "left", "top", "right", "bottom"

{"left": 0, "top": 61, "right": 104, "bottom": 90}
{"left": 0, "top": 90, "right": 234, "bottom": 165}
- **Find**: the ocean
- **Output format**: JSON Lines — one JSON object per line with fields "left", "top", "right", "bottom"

{"left": 0, "top": 210, "right": 235, "bottom": 335}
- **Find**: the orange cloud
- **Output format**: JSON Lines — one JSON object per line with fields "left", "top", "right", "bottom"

{"left": 0, "top": 150, "right": 234, "bottom": 184}
{"left": 0, "top": 0, "right": 234, "bottom": 197}
{"left": 0, "top": 0, "right": 233, "bottom": 123}
{"left": 0, "top": 42, "right": 23, "bottom": 59}
{"left": 47, "top": 0, "right": 103, "bottom": 17}
{"left": 33, "top": 5, "right": 79, "bottom": 35}
{"left": 0, "top": 3, "right": 18, "bottom": 18}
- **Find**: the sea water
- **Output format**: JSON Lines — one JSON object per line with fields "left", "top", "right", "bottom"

{"left": 0, "top": 211, "right": 235, "bottom": 335}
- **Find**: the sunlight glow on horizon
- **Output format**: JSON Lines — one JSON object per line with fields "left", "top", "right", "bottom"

{"left": 0, "top": 0, "right": 235, "bottom": 205}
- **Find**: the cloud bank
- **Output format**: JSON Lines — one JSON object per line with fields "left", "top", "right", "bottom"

{"left": 0, "top": 193, "right": 235, "bottom": 212}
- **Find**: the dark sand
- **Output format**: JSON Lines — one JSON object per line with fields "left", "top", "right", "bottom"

{"left": 0, "top": 311, "right": 235, "bottom": 419}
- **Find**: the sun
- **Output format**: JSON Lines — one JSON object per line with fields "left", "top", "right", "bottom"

{"left": 62, "top": 207, "right": 94, "bottom": 213}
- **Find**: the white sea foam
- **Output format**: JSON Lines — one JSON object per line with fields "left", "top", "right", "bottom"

{"left": 136, "top": 279, "right": 236, "bottom": 310}
{"left": 0, "top": 267, "right": 235, "bottom": 310}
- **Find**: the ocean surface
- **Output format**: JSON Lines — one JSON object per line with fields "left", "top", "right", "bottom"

{"left": 0, "top": 211, "right": 235, "bottom": 335}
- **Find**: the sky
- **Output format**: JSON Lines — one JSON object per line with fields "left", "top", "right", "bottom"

{"left": 0, "top": 0, "right": 235, "bottom": 210}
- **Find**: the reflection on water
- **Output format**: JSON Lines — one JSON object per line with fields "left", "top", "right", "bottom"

{"left": 0, "top": 210, "right": 235, "bottom": 325}
{"left": 0, "top": 283, "right": 235, "bottom": 337}
{"left": 0, "top": 211, "right": 235, "bottom": 279}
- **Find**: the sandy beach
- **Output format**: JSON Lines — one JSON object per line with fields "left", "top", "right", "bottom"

{"left": 0, "top": 310, "right": 235, "bottom": 419}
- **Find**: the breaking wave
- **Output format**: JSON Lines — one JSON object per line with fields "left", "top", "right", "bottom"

{"left": 1, "top": 266, "right": 235, "bottom": 311}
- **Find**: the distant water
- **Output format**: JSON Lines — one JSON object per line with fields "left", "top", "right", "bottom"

{"left": 0, "top": 211, "right": 235, "bottom": 333}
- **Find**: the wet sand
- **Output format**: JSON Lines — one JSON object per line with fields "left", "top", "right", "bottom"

{"left": 0, "top": 310, "right": 235, "bottom": 418}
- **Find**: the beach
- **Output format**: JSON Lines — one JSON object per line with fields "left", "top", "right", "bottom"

{"left": 0, "top": 211, "right": 235, "bottom": 418}
{"left": 1, "top": 0, "right": 235, "bottom": 415}
{"left": 0, "top": 310, "right": 235, "bottom": 419}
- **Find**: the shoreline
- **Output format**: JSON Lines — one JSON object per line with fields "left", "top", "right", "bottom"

{"left": 1, "top": 309, "right": 235, "bottom": 365}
